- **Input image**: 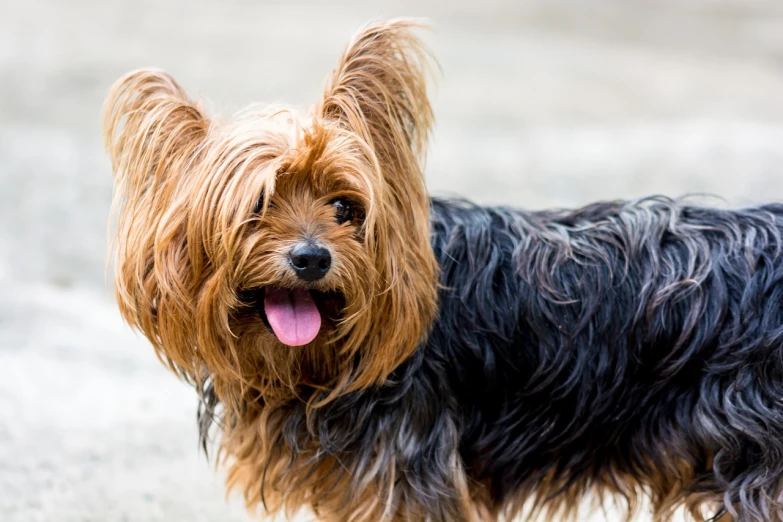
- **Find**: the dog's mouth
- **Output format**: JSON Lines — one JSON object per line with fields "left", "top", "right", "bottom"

{"left": 251, "top": 287, "right": 345, "bottom": 347}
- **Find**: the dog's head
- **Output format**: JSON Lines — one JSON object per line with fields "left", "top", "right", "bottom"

{"left": 104, "top": 20, "right": 439, "bottom": 402}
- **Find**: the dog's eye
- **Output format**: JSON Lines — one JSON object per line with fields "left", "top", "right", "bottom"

{"left": 332, "top": 198, "right": 357, "bottom": 225}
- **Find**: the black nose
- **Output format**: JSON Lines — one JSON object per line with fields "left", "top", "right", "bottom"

{"left": 289, "top": 243, "right": 332, "bottom": 282}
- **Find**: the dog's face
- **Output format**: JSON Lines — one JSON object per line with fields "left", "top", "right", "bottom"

{"left": 247, "top": 161, "right": 365, "bottom": 348}
{"left": 104, "top": 21, "right": 439, "bottom": 401}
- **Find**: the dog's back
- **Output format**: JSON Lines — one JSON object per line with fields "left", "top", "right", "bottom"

{"left": 428, "top": 196, "right": 783, "bottom": 520}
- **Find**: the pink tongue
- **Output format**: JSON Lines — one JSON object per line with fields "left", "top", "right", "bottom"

{"left": 264, "top": 288, "right": 322, "bottom": 346}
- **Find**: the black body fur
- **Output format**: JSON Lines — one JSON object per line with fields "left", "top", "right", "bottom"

{"left": 201, "top": 196, "right": 783, "bottom": 521}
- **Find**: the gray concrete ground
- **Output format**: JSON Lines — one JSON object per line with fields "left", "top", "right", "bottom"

{"left": 3, "top": 1, "right": 783, "bottom": 521}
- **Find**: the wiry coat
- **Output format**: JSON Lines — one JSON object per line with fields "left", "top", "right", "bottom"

{"left": 428, "top": 197, "right": 783, "bottom": 521}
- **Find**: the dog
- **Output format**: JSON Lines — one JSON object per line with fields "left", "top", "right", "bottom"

{"left": 103, "top": 19, "right": 783, "bottom": 522}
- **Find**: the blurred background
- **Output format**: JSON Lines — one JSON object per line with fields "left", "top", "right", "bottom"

{"left": 2, "top": 0, "right": 783, "bottom": 521}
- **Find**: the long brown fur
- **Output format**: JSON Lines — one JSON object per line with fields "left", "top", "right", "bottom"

{"left": 105, "top": 18, "right": 447, "bottom": 522}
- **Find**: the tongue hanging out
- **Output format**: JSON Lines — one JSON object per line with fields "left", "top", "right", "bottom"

{"left": 263, "top": 288, "right": 322, "bottom": 346}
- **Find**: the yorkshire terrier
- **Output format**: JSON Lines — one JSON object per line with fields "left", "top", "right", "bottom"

{"left": 103, "top": 19, "right": 783, "bottom": 522}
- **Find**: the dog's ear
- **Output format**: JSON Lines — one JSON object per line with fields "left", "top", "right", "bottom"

{"left": 103, "top": 69, "right": 209, "bottom": 381}
{"left": 320, "top": 18, "right": 434, "bottom": 169}
{"left": 319, "top": 20, "right": 440, "bottom": 391}
{"left": 103, "top": 69, "right": 208, "bottom": 192}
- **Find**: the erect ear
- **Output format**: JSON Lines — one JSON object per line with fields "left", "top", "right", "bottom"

{"left": 318, "top": 20, "right": 440, "bottom": 390}
{"left": 103, "top": 68, "right": 208, "bottom": 190}
{"left": 319, "top": 18, "right": 434, "bottom": 169}
{"left": 103, "top": 69, "right": 209, "bottom": 381}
